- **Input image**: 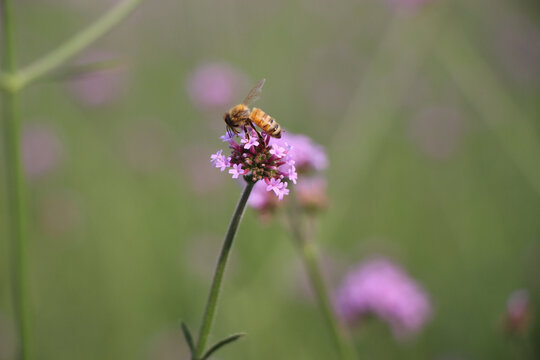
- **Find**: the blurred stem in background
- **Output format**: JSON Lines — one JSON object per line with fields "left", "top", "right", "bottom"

{"left": 435, "top": 26, "right": 540, "bottom": 197}
{"left": 286, "top": 202, "right": 357, "bottom": 360}
{"left": 0, "top": 0, "right": 142, "bottom": 359}
{"left": 0, "top": 0, "right": 142, "bottom": 92}
{"left": 192, "top": 181, "right": 254, "bottom": 360}
{"left": 325, "top": 6, "right": 446, "bottom": 239}
{"left": 1, "top": 1, "right": 30, "bottom": 359}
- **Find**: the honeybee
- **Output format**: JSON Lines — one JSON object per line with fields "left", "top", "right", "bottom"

{"left": 224, "top": 78, "right": 282, "bottom": 139}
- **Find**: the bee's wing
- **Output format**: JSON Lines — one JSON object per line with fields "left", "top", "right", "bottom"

{"left": 241, "top": 78, "right": 266, "bottom": 106}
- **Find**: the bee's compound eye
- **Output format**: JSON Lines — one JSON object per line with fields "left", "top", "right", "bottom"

{"left": 224, "top": 113, "right": 232, "bottom": 126}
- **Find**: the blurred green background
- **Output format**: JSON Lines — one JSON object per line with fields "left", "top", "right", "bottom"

{"left": 1, "top": 0, "right": 540, "bottom": 359}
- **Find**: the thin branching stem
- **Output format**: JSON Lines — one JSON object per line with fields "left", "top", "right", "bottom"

{"left": 194, "top": 181, "right": 255, "bottom": 359}
{"left": 0, "top": 1, "right": 144, "bottom": 359}
{"left": 1, "top": 1, "right": 30, "bottom": 359}
{"left": 287, "top": 204, "right": 357, "bottom": 360}
{"left": 0, "top": 0, "right": 142, "bottom": 92}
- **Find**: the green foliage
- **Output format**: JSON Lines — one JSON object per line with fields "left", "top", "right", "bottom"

{"left": 200, "top": 333, "right": 245, "bottom": 360}
{"left": 181, "top": 321, "right": 195, "bottom": 357}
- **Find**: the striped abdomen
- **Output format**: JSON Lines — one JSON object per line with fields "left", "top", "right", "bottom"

{"left": 250, "top": 107, "right": 281, "bottom": 138}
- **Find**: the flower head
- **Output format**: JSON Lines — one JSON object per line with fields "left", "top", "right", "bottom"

{"left": 335, "top": 257, "right": 431, "bottom": 339}
{"left": 211, "top": 130, "right": 296, "bottom": 200}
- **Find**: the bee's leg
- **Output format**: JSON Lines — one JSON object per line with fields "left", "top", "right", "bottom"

{"left": 248, "top": 121, "right": 264, "bottom": 141}
{"left": 242, "top": 125, "right": 250, "bottom": 140}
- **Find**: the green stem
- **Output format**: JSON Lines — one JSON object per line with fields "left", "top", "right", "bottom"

{"left": 194, "top": 181, "right": 255, "bottom": 360}
{"left": 1, "top": 0, "right": 142, "bottom": 92}
{"left": 1, "top": 1, "right": 30, "bottom": 359}
{"left": 288, "top": 209, "right": 357, "bottom": 360}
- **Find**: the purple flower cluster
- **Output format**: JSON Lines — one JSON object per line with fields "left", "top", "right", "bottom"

{"left": 335, "top": 257, "right": 431, "bottom": 339}
{"left": 243, "top": 131, "right": 328, "bottom": 211}
{"left": 211, "top": 130, "right": 297, "bottom": 200}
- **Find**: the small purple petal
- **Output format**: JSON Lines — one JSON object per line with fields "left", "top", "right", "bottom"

{"left": 210, "top": 149, "right": 223, "bottom": 163}
{"left": 228, "top": 163, "right": 244, "bottom": 179}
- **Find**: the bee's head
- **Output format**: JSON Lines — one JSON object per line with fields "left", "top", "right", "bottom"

{"left": 224, "top": 112, "right": 237, "bottom": 137}
{"left": 223, "top": 112, "right": 233, "bottom": 127}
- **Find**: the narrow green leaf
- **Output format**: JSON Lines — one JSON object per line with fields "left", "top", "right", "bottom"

{"left": 201, "top": 333, "right": 246, "bottom": 360}
{"left": 181, "top": 321, "right": 195, "bottom": 355}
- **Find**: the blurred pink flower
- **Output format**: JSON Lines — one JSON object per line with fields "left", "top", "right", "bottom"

{"left": 21, "top": 123, "right": 63, "bottom": 179}
{"left": 409, "top": 106, "right": 464, "bottom": 160}
{"left": 66, "top": 51, "right": 127, "bottom": 107}
{"left": 187, "top": 62, "right": 247, "bottom": 109}
{"left": 248, "top": 181, "right": 274, "bottom": 209}
{"left": 272, "top": 132, "right": 328, "bottom": 173}
{"left": 503, "top": 289, "right": 531, "bottom": 335}
{"left": 296, "top": 176, "right": 329, "bottom": 212}
{"left": 335, "top": 257, "right": 432, "bottom": 339}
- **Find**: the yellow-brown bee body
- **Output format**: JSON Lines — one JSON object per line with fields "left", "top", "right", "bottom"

{"left": 250, "top": 107, "right": 281, "bottom": 138}
{"left": 223, "top": 79, "right": 282, "bottom": 139}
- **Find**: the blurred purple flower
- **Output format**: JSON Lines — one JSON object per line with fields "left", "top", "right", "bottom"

{"left": 66, "top": 51, "right": 127, "bottom": 107}
{"left": 335, "top": 257, "right": 432, "bottom": 339}
{"left": 211, "top": 130, "right": 297, "bottom": 200}
{"left": 247, "top": 181, "right": 276, "bottom": 210}
{"left": 21, "top": 123, "right": 63, "bottom": 179}
{"left": 503, "top": 289, "right": 531, "bottom": 335}
{"left": 296, "top": 176, "right": 329, "bottom": 212}
{"left": 271, "top": 132, "right": 328, "bottom": 173}
{"left": 187, "top": 62, "right": 247, "bottom": 109}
